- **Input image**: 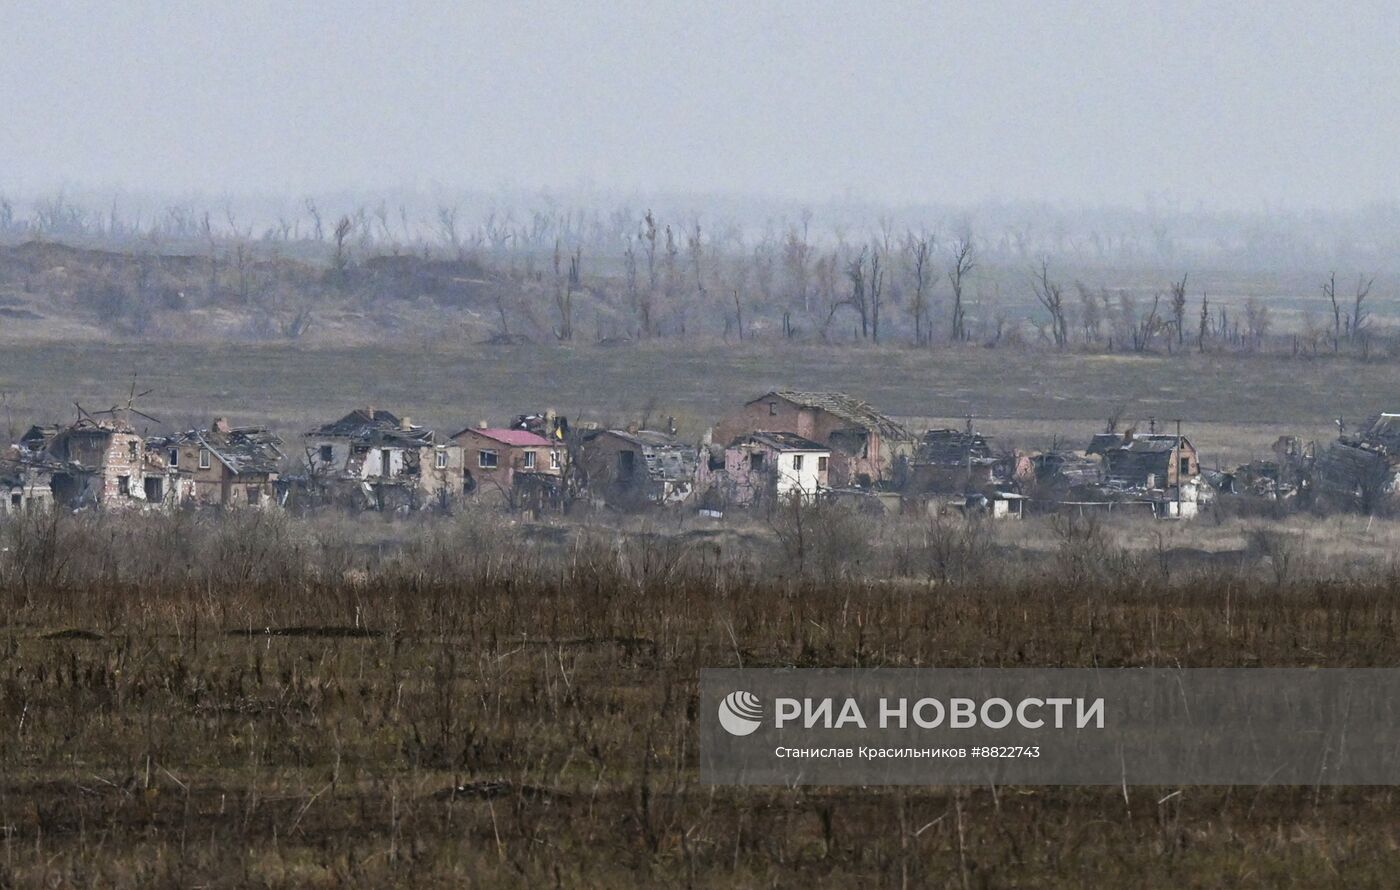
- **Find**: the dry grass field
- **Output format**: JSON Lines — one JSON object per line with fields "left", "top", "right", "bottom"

{"left": 0, "top": 339, "right": 1388, "bottom": 460}
{"left": 1, "top": 508, "right": 1399, "bottom": 887}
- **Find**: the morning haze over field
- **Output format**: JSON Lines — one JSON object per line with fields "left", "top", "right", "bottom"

{"left": 9, "top": 4, "right": 1400, "bottom": 887}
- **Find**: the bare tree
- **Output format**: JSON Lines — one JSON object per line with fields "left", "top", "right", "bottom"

{"left": 948, "top": 237, "right": 974, "bottom": 343}
{"left": 844, "top": 249, "right": 870, "bottom": 338}
{"left": 623, "top": 237, "right": 642, "bottom": 336}
{"left": 869, "top": 246, "right": 886, "bottom": 343}
{"left": 1197, "top": 291, "right": 1210, "bottom": 354}
{"left": 782, "top": 216, "right": 813, "bottom": 337}
{"left": 687, "top": 222, "right": 706, "bottom": 304}
{"left": 437, "top": 206, "right": 461, "bottom": 260}
{"left": 331, "top": 216, "right": 354, "bottom": 280}
{"left": 1168, "top": 274, "right": 1187, "bottom": 347}
{"left": 552, "top": 240, "right": 578, "bottom": 341}
{"left": 1323, "top": 272, "right": 1342, "bottom": 353}
{"left": 1131, "top": 294, "right": 1165, "bottom": 352}
{"left": 303, "top": 198, "right": 324, "bottom": 241}
{"left": 1243, "top": 296, "right": 1270, "bottom": 351}
{"left": 905, "top": 232, "right": 933, "bottom": 346}
{"left": 1351, "top": 274, "right": 1374, "bottom": 345}
{"left": 1031, "top": 258, "right": 1068, "bottom": 349}
{"left": 1074, "top": 282, "right": 1102, "bottom": 345}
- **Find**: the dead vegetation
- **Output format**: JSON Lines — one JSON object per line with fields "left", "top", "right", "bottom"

{"left": 0, "top": 508, "right": 1398, "bottom": 885}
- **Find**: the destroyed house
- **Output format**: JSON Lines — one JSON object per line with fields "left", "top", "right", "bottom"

{"left": 910, "top": 428, "right": 1000, "bottom": 492}
{"left": 305, "top": 408, "right": 463, "bottom": 508}
{"left": 578, "top": 429, "right": 698, "bottom": 505}
{"left": 713, "top": 431, "right": 830, "bottom": 507}
{"left": 0, "top": 451, "right": 58, "bottom": 514}
{"left": 42, "top": 417, "right": 154, "bottom": 509}
{"left": 1315, "top": 414, "right": 1400, "bottom": 507}
{"left": 18, "top": 424, "right": 59, "bottom": 456}
{"left": 1088, "top": 431, "right": 1199, "bottom": 489}
{"left": 148, "top": 418, "right": 284, "bottom": 508}
{"left": 1033, "top": 451, "right": 1102, "bottom": 491}
{"left": 711, "top": 390, "right": 910, "bottom": 488}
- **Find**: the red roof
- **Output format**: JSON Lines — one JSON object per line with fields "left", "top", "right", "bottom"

{"left": 459, "top": 427, "right": 551, "bottom": 447}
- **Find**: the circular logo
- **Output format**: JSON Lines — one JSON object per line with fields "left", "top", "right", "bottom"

{"left": 718, "top": 690, "right": 764, "bottom": 736}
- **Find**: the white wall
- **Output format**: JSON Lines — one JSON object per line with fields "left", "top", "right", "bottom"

{"left": 774, "top": 450, "right": 827, "bottom": 500}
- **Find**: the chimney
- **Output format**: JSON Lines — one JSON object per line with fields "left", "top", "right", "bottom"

{"left": 212, "top": 417, "right": 231, "bottom": 435}
{"left": 626, "top": 422, "right": 640, "bottom": 434}
{"left": 667, "top": 415, "right": 677, "bottom": 436}
{"left": 364, "top": 405, "right": 376, "bottom": 420}
{"left": 478, "top": 420, "right": 488, "bottom": 429}
{"left": 400, "top": 416, "right": 412, "bottom": 430}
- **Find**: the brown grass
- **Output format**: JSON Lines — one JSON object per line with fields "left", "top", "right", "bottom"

{"left": 0, "top": 508, "right": 1399, "bottom": 886}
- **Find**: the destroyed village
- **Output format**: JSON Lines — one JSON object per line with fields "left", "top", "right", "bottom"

{"left": 3, "top": 387, "right": 1399, "bottom": 522}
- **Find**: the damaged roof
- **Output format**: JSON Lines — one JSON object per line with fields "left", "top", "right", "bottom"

{"left": 309, "top": 408, "right": 439, "bottom": 447}
{"left": 759, "top": 391, "right": 910, "bottom": 440}
{"left": 913, "top": 429, "right": 997, "bottom": 466}
{"left": 1351, "top": 413, "right": 1400, "bottom": 455}
{"left": 732, "top": 431, "right": 830, "bottom": 452}
{"left": 309, "top": 408, "right": 402, "bottom": 438}
{"left": 1087, "top": 432, "right": 1190, "bottom": 455}
{"left": 593, "top": 429, "right": 698, "bottom": 483}
{"left": 151, "top": 425, "right": 285, "bottom": 475}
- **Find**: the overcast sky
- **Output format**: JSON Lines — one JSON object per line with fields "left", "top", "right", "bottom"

{"left": 4, "top": 1, "right": 1399, "bottom": 211}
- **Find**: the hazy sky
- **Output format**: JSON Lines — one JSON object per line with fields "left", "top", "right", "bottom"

{"left": 5, "top": 1, "right": 1400, "bottom": 211}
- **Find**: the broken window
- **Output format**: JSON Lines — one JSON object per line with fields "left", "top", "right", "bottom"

{"left": 523, "top": 451, "right": 536, "bottom": 470}
{"left": 435, "top": 451, "right": 448, "bottom": 469}
{"left": 550, "top": 450, "right": 560, "bottom": 470}
{"left": 320, "top": 445, "right": 334, "bottom": 463}
{"left": 1179, "top": 457, "right": 1191, "bottom": 477}
{"left": 144, "top": 477, "right": 162, "bottom": 501}
{"left": 247, "top": 487, "right": 261, "bottom": 505}
{"left": 168, "top": 448, "right": 178, "bottom": 467}
{"left": 10, "top": 492, "right": 20, "bottom": 507}
{"left": 128, "top": 441, "right": 138, "bottom": 461}
{"left": 117, "top": 475, "right": 130, "bottom": 496}
{"left": 479, "top": 450, "right": 498, "bottom": 469}
{"left": 618, "top": 450, "right": 636, "bottom": 476}
{"left": 793, "top": 454, "right": 804, "bottom": 471}
{"left": 199, "top": 449, "right": 211, "bottom": 469}
{"left": 750, "top": 452, "right": 766, "bottom": 471}
{"left": 818, "top": 456, "right": 828, "bottom": 472}
{"left": 769, "top": 401, "right": 779, "bottom": 416}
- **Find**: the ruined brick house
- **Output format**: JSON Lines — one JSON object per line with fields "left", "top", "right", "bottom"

{"left": 576, "top": 428, "right": 698, "bottom": 506}
{"left": 0, "top": 451, "right": 57, "bottom": 514}
{"left": 1315, "top": 413, "right": 1400, "bottom": 509}
{"left": 36, "top": 417, "right": 158, "bottom": 509}
{"left": 1086, "top": 430, "right": 1199, "bottom": 490}
{"left": 909, "top": 428, "right": 1030, "bottom": 493}
{"left": 710, "top": 391, "right": 911, "bottom": 488}
{"left": 451, "top": 427, "right": 563, "bottom": 498}
{"left": 147, "top": 418, "right": 284, "bottom": 508}
{"left": 305, "top": 408, "right": 463, "bottom": 509}
{"left": 1031, "top": 451, "right": 1103, "bottom": 495}
{"left": 703, "top": 431, "right": 830, "bottom": 507}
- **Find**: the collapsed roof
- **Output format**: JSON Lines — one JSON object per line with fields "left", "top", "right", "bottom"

{"left": 309, "top": 408, "right": 439, "bottom": 447}
{"left": 731, "top": 431, "right": 829, "bottom": 452}
{"left": 913, "top": 429, "right": 997, "bottom": 466}
{"left": 761, "top": 391, "right": 910, "bottom": 440}
{"left": 150, "top": 424, "right": 285, "bottom": 476}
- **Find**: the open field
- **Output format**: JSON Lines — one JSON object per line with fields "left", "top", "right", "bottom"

{"left": 0, "top": 340, "right": 1386, "bottom": 464}
{"left": 2, "top": 509, "right": 1400, "bottom": 887}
